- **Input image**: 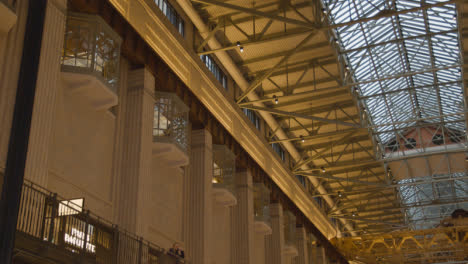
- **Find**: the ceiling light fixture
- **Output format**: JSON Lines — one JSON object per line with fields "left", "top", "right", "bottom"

{"left": 338, "top": 191, "right": 342, "bottom": 198}
{"left": 236, "top": 41, "right": 241, "bottom": 47}
{"left": 300, "top": 135, "right": 305, "bottom": 143}
{"left": 273, "top": 95, "right": 278, "bottom": 104}
{"left": 240, "top": 46, "right": 244, "bottom": 53}
{"left": 352, "top": 212, "right": 357, "bottom": 217}
{"left": 321, "top": 166, "right": 326, "bottom": 173}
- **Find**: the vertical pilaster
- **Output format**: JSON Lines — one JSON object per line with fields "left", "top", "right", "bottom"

{"left": 294, "top": 227, "right": 309, "bottom": 264}
{"left": 114, "top": 67, "right": 154, "bottom": 235}
{"left": 0, "top": 0, "right": 28, "bottom": 173}
{"left": 22, "top": 0, "right": 66, "bottom": 186}
{"left": 111, "top": 58, "right": 129, "bottom": 224}
{"left": 183, "top": 129, "right": 213, "bottom": 264}
{"left": 265, "top": 203, "right": 284, "bottom": 264}
{"left": 231, "top": 169, "right": 254, "bottom": 264}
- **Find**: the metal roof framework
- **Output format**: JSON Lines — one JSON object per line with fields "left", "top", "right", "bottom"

{"left": 189, "top": 0, "right": 468, "bottom": 242}
{"left": 324, "top": 0, "right": 468, "bottom": 231}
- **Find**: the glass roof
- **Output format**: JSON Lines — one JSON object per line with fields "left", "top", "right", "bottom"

{"left": 323, "top": 0, "right": 465, "bottom": 145}
{"left": 398, "top": 173, "right": 468, "bottom": 229}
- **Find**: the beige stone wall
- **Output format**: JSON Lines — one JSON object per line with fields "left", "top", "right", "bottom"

{"left": 253, "top": 232, "right": 266, "bottom": 264}
{"left": 147, "top": 159, "right": 185, "bottom": 249}
{"left": 48, "top": 80, "right": 116, "bottom": 220}
{"left": 211, "top": 203, "right": 232, "bottom": 264}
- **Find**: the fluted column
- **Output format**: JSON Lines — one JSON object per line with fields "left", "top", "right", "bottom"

{"left": 23, "top": 0, "right": 66, "bottom": 186}
{"left": 183, "top": 129, "right": 213, "bottom": 264}
{"left": 114, "top": 67, "right": 154, "bottom": 235}
{"left": 294, "top": 227, "right": 309, "bottom": 264}
{"left": 265, "top": 203, "right": 285, "bottom": 264}
{"left": 0, "top": 0, "right": 28, "bottom": 174}
{"left": 231, "top": 169, "right": 254, "bottom": 264}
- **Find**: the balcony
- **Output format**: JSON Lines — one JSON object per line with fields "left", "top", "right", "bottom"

{"left": 283, "top": 211, "right": 298, "bottom": 258}
{"left": 0, "top": 0, "right": 16, "bottom": 34}
{"left": 152, "top": 92, "right": 189, "bottom": 167}
{"left": 212, "top": 144, "right": 237, "bottom": 207}
{"left": 14, "top": 180, "right": 187, "bottom": 264}
{"left": 61, "top": 13, "right": 121, "bottom": 111}
{"left": 253, "top": 183, "right": 272, "bottom": 235}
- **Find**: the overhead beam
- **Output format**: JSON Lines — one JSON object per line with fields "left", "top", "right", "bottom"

{"left": 269, "top": 128, "right": 365, "bottom": 144}
{"left": 240, "top": 105, "right": 360, "bottom": 128}
{"left": 239, "top": 42, "right": 330, "bottom": 66}
{"left": 299, "top": 172, "right": 386, "bottom": 187}
{"left": 237, "top": 32, "right": 317, "bottom": 103}
{"left": 239, "top": 88, "right": 347, "bottom": 108}
{"left": 198, "top": 27, "right": 311, "bottom": 55}
{"left": 293, "top": 132, "right": 356, "bottom": 170}
{"left": 191, "top": 0, "right": 318, "bottom": 29}
{"left": 301, "top": 135, "right": 370, "bottom": 151}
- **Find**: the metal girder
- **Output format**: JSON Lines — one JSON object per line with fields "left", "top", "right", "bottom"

{"left": 191, "top": 0, "right": 318, "bottom": 29}
{"left": 249, "top": 57, "right": 337, "bottom": 79}
{"left": 301, "top": 135, "right": 370, "bottom": 151}
{"left": 299, "top": 172, "right": 386, "bottom": 187}
{"left": 213, "top": 1, "right": 312, "bottom": 26}
{"left": 275, "top": 101, "right": 356, "bottom": 119}
{"left": 263, "top": 77, "right": 340, "bottom": 96}
{"left": 237, "top": 32, "right": 317, "bottom": 103}
{"left": 336, "top": 225, "right": 468, "bottom": 264}
{"left": 197, "top": 20, "right": 224, "bottom": 53}
{"left": 240, "top": 105, "right": 360, "bottom": 128}
{"left": 269, "top": 128, "right": 364, "bottom": 144}
{"left": 293, "top": 132, "right": 356, "bottom": 170}
{"left": 269, "top": 90, "right": 348, "bottom": 109}
{"left": 286, "top": 115, "right": 360, "bottom": 132}
{"left": 300, "top": 171, "right": 386, "bottom": 187}
{"left": 239, "top": 42, "right": 330, "bottom": 66}
{"left": 198, "top": 27, "right": 311, "bottom": 56}
{"left": 240, "top": 88, "right": 347, "bottom": 108}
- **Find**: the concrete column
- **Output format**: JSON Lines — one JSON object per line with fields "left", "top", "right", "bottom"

{"left": 114, "top": 68, "right": 154, "bottom": 235}
{"left": 294, "top": 227, "right": 309, "bottom": 264}
{"left": 183, "top": 129, "right": 213, "bottom": 264}
{"left": 231, "top": 170, "right": 254, "bottom": 264}
{"left": 0, "top": 0, "right": 28, "bottom": 174}
{"left": 265, "top": 203, "right": 284, "bottom": 264}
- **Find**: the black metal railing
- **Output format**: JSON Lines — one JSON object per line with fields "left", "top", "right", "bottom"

{"left": 16, "top": 180, "right": 187, "bottom": 264}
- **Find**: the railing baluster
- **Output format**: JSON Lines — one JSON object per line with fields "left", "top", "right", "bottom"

{"left": 48, "top": 193, "right": 58, "bottom": 243}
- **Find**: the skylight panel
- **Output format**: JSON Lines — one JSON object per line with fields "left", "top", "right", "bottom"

{"left": 324, "top": 0, "right": 465, "bottom": 152}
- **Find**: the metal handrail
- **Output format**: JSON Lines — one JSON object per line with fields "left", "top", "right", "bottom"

{"left": 16, "top": 179, "right": 188, "bottom": 264}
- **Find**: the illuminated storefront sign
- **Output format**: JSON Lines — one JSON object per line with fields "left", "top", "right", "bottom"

{"left": 64, "top": 228, "right": 96, "bottom": 253}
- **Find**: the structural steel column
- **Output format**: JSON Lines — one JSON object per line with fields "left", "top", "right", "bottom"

{"left": 0, "top": 0, "right": 47, "bottom": 262}
{"left": 265, "top": 203, "right": 285, "bottom": 264}
{"left": 294, "top": 227, "right": 309, "bottom": 264}
{"left": 114, "top": 67, "right": 154, "bottom": 235}
{"left": 24, "top": 0, "right": 66, "bottom": 186}
{"left": 231, "top": 169, "right": 254, "bottom": 264}
{"left": 184, "top": 129, "right": 213, "bottom": 264}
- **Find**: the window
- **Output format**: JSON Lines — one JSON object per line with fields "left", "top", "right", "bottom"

{"left": 295, "top": 175, "right": 306, "bottom": 187}
{"left": 200, "top": 54, "right": 228, "bottom": 90}
{"left": 154, "top": 0, "right": 185, "bottom": 36}
{"left": 243, "top": 108, "right": 260, "bottom": 130}
{"left": 271, "top": 142, "right": 285, "bottom": 161}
